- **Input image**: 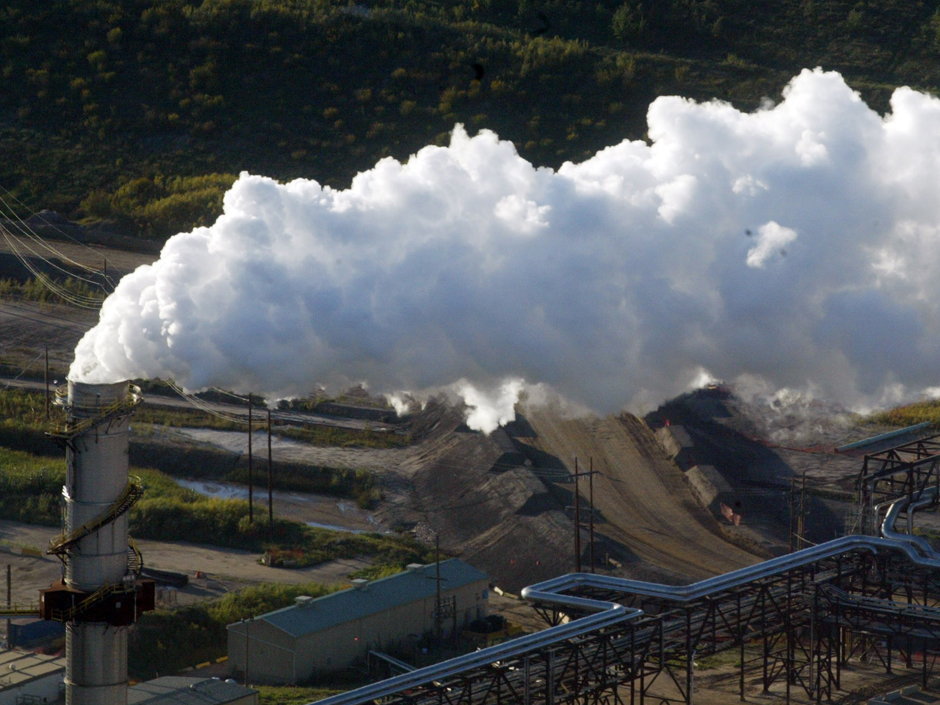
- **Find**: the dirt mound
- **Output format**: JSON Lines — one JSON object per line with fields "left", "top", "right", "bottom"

{"left": 644, "top": 386, "right": 936, "bottom": 548}
{"left": 512, "top": 408, "right": 762, "bottom": 580}
{"left": 411, "top": 421, "right": 576, "bottom": 593}
{"left": 406, "top": 398, "right": 764, "bottom": 592}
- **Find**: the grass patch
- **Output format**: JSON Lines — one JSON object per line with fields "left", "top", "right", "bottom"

{"left": 0, "top": 276, "right": 107, "bottom": 305}
{"left": 869, "top": 400, "right": 940, "bottom": 429}
{"left": 0, "top": 442, "right": 431, "bottom": 568}
{"left": 0, "top": 388, "right": 66, "bottom": 456}
{"left": 347, "top": 563, "right": 408, "bottom": 581}
{"left": 0, "top": 446, "right": 65, "bottom": 525}
{"left": 256, "top": 686, "right": 345, "bottom": 705}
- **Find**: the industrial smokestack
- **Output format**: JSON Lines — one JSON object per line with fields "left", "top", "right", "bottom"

{"left": 65, "top": 381, "right": 134, "bottom": 589}
{"left": 40, "top": 381, "right": 153, "bottom": 705}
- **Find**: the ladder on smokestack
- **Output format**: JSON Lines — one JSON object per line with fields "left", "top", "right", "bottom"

{"left": 127, "top": 539, "right": 143, "bottom": 576}
{"left": 47, "top": 477, "right": 145, "bottom": 557}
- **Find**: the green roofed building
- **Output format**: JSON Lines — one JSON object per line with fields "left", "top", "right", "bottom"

{"left": 226, "top": 559, "right": 490, "bottom": 684}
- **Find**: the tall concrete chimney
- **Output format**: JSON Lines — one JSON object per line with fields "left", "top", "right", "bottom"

{"left": 40, "top": 381, "right": 154, "bottom": 705}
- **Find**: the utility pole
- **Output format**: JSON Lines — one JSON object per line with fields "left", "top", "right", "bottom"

{"left": 799, "top": 471, "right": 807, "bottom": 549}
{"left": 43, "top": 345, "right": 49, "bottom": 419}
{"left": 589, "top": 457, "right": 595, "bottom": 573}
{"left": 267, "top": 408, "right": 273, "bottom": 527}
{"left": 574, "top": 457, "right": 581, "bottom": 573}
{"left": 789, "top": 475, "right": 795, "bottom": 554}
{"left": 248, "top": 394, "right": 253, "bottom": 523}
{"left": 435, "top": 533, "right": 442, "bottom": 651}
{"left": 569, "top": 458, "right": 599, "bottom": 573}
{"left": 6, "top": 564, "right": 10, "bottom": 651}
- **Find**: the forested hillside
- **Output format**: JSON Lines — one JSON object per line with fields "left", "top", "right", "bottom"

{"left": 2, "top": 0, "right": 939, "bottom": 238}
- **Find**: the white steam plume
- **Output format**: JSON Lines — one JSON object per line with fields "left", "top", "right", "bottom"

{"left": 72, "top": 69, "right": 940, "bottom": 429}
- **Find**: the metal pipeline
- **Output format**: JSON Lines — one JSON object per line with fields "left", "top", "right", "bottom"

{"left": 310, "top": 592, "right": 635, "bottom": 705}
{"left": 309, "top": 527, "right": 940, "bottom": 705}
{"left": 880, "top": 486, "right": 937, "bottom": 556}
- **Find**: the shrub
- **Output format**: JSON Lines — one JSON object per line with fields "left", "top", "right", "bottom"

{"left": 82, "top": 173, "right": 237, "bottom": 239}
{"left": 129, "top": 582, "right": 338, "bottom": 678}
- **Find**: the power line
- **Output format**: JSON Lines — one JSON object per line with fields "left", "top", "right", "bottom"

{"left": 0, "top": 303, "right": 90, "bottom": 334}
{"left": 0, "top": 348, "right": 46, "bottom": 389}
{"left": 0, "top": 185, "right": 118, "bottom": 288}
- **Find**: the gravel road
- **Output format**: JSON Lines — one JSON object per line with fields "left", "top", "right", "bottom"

{"left": 0, "top": 519, "right": 371, "bottom": 611}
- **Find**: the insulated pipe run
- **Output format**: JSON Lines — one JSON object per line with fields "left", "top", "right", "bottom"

{"left": 310, "top": 530, "right": 940, "bottom": 705}
{"left": 881, "top": 486, "right": 938, "bottom": 557}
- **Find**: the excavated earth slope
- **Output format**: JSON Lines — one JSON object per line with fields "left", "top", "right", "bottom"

{"left": 410, "top": 402, "right": 762, "bottom": 593}
{"left": 512, "top": 408, "right": 761, "bottom": 580}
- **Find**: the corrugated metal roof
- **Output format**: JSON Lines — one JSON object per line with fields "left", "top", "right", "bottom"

{"left": 0, "top": 649, "right": 65, "bottom": 690}
{"left": 128, "top": 676, "right": 256, "bottom": 705}
{"left": 235, "top": 559, "right": 488, "bottom": 638}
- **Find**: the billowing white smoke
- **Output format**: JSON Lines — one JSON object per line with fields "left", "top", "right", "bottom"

{"left": 71, "top": 69, "right": 940, "bottom": 432}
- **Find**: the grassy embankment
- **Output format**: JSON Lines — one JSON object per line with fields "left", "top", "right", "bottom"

{"left": 3, "top": 1, "right": 940, "bottom": 240}
{"left": 0, "top": 276, "right": 107, "bottom": 305}
{"left": 0, "top": 388, "right": 430, "bottom": 568}
{"left": 256, "top": 686, "right": 344, "bottom": 705}
{"left": 869, "top": 400, "right": 940, "bottom": 429}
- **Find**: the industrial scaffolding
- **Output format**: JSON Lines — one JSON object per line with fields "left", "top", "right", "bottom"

{"left": 309, "top": 435, "right": 940, "bottom": 705}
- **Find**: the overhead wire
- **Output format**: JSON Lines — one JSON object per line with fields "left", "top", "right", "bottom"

{"left": 0, "top": 184, "right": 118, "bottom": 286}
{"left": 0, "top": 205, "right": 103, "bottom": 284}
{"left": 0, "top": 190, "right": 112, "bottom": 308}
{"left": 0, "top": 302, "right": 91, "bottom": 334}
{"left": 0, "top": 348, "right": 47, "bottom": 390}
{"left": 209, "top": 386, "right": 252, "bottom": 403}
{"left": 164, "top": 380, "right": 251, "bottom": 425}
{"left": 0, "top": 227, "right": 104, "bottom": 309}
{"left": 0, "top": 231, "right": 104, "bottom": 308}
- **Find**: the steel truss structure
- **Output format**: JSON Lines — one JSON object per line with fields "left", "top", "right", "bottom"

{"left": 857, "top": 434, "right": 940, "bottom": 535}
{"left": 309, "top": 437, "right": 940, "bottom": 705}
{"left": 311, "top": 537, "right": 940, "bottom": 705}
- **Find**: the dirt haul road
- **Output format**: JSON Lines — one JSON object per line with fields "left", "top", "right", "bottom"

{"left": 0, "top": 519, "right": 370, "bottom": 611}
{"left": 515, "top": 407, "right": 761, "bottom": 581}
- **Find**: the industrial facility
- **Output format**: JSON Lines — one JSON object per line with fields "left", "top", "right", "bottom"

{"left": 2, "top": 375, "right": 940, "bottom": 705}
{"left": 226, "top": 559, "right": 489, "bottom": 684}
{"left": 127, "top": 677, "right": 256, "bottom": 705}
{"left": 301, "top": 434, "right": 940, "bottom": 705}
{"left": 0, "top": 381, "right": 155, "bottom": 705}
{"left": 0, "top": 656, "right": 256, "bottom": 705}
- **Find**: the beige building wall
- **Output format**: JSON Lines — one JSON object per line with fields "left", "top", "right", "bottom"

{"left": 227, "top": 618, "right": 296, "bottom": 685}
{"left": 0, "top": 671, "right": 65, "bottom": 705}
{"left": 228, "top": 578, "right": 489, "bottom": 684}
